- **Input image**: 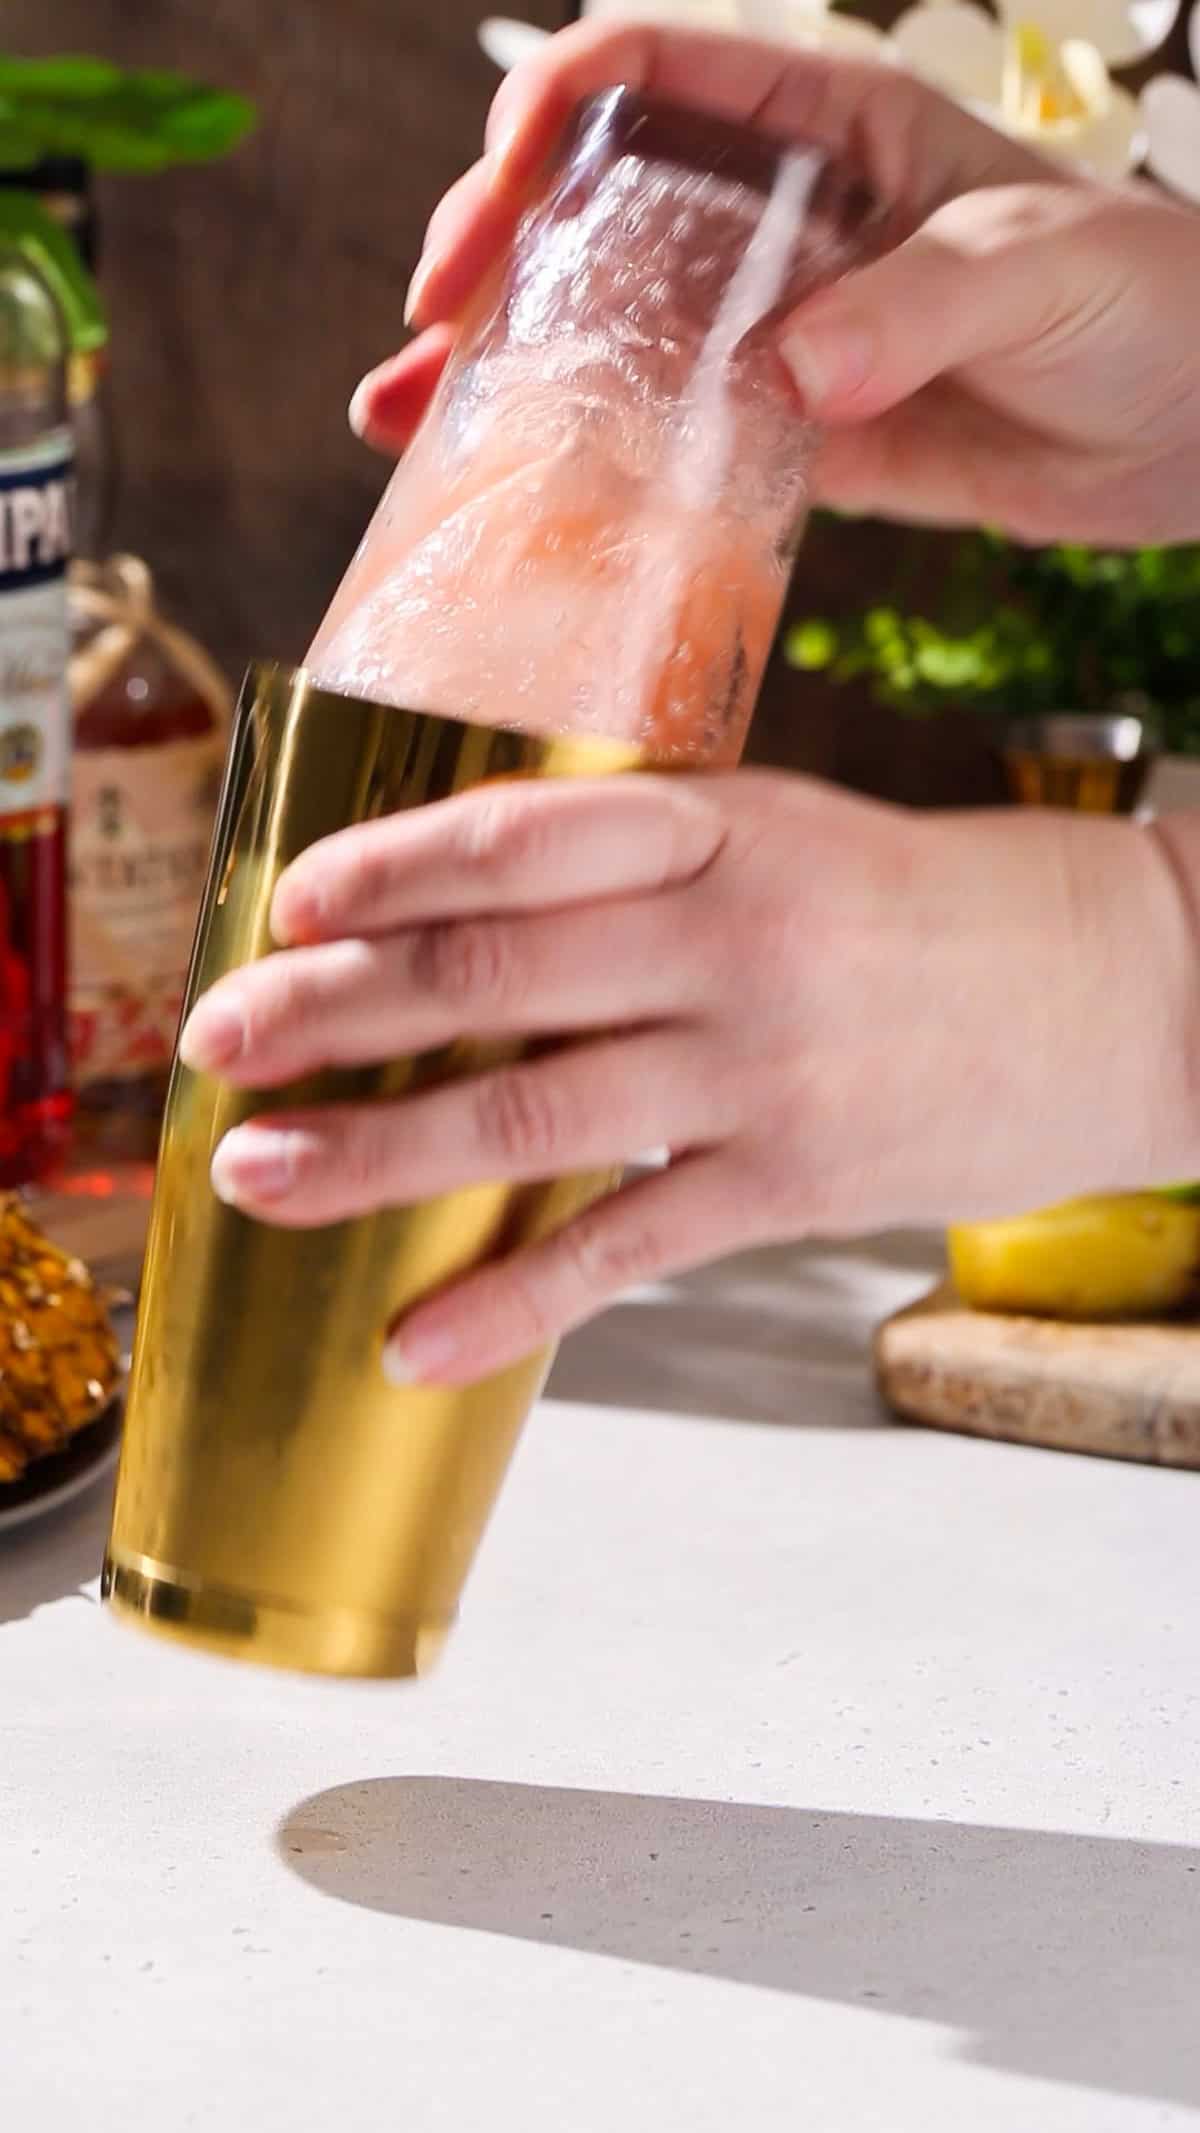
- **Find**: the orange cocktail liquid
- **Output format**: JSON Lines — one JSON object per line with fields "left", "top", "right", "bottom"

{"left": 309, "top": 426, "right": 785, "bottom": 770}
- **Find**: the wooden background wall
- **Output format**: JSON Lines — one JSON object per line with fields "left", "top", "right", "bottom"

{"left": 11, "top": 0, "right": 1178, "bottom": 801}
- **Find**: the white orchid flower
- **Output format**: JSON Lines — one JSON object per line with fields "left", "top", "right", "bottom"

{"left": 477, "top": 16, "right": 551, "bottom": 69}
{"left": 478, "top": 0, "right": 1200, "bottom": 208}
{"left": 478, "top": 1, "right": 892, "bottom": 73}
{"left": 993, "top": 0, "right": 1177, "bottom": 69}
{"left": 892, "top": 0, "right": 1145, "bottom": 175}
{"left": 1142, "top": 69, "right": 1200, "bottom": 201}
{"left": 1139, "top": 0, "right": 1200, "bottom": 198}
{"left": 579, "top": 0, "right": 893, "bottom": 53}
{"left": 736, "top": 0, "right": 894, "bottom": 53}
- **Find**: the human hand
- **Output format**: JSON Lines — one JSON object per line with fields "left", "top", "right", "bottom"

{"left": 178, "top": 774, "right": 1199, "bottom": 1383}
{"left": 350, "top": 21, "right": 1200, "bottom": 548}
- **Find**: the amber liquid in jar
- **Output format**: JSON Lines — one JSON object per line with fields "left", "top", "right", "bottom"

{"left": 71, "top": 639, "right": 222, "bottom": 1162}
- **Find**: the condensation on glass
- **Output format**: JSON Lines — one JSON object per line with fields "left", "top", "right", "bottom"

{"left": 311, "top": 88, "right": 884, "bottom": 766}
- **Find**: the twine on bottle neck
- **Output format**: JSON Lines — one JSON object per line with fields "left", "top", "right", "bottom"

{"left": 68, "top": 554, "right": 233, "bottom": 727}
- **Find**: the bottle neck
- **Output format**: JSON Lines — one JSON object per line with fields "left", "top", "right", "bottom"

{"left": 68, "top": 347, "right": 103, "bottom": 408}
{"left": 0, "top": 158, "right": 97, "bottom": 273}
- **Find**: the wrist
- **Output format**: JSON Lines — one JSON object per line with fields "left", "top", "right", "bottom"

{"left": 1142, "top": 812, "right": 1200, "bottom": 1181}
{"left": 920, "top": 807, "right": 1200, "bottom": 1213}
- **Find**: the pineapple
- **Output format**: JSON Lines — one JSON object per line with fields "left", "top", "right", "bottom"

{"left": 0, "top": 1197, "right": 121, "bottom": 1483}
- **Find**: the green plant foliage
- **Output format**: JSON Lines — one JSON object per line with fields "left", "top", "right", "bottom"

{"left": 787, "top": 528, "right": 1200, "bottom": 754}
{"left": 0, "top": 55, "right": 255, "bottom": 173}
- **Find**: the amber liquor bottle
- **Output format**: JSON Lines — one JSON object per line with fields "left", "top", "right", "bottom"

{"left": 70, "top": 582, "right": 226, "bottom": 1162}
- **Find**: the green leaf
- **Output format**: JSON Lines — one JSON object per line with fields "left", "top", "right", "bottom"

{"left": 0, "top": 56, "right": 256, "bottom": 170}
{"left": 912, "top": 637, "right": 990, "bottom": 690}
{"left": 864, "top": 607, "right": 903, "bottom": 650}
{"left": 782, "top": 522, "right": 1200, "bottom": 747}
{"left": 0, "top": 103, "right": 42, "bottom": 167}
{"left": 786, "top": 620, "right": 838, "bottom": 671}
{"left": 0, "top": 55, "right": 122, "bottom": 98}
{"left": 151, "top": 88, "right": 256, "bottom": 160}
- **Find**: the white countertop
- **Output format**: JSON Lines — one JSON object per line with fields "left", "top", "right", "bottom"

{"left": 4, "top": 1229, "right": 1200, "bottom": 2132}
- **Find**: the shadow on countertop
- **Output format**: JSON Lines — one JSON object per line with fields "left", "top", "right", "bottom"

{"left": 0, "top": 1485, "right": 110, "bottom": 1628}
{"left": 278, "top": 1773, "right": 1200, "bottom": 2111}
{"left": 548, "top": 1231, "right": 942, "bottom": 1425}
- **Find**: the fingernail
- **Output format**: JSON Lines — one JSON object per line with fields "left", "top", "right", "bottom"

{"left": 179, "top": 999, "right": 245, "bottom": 1073}
{"left": 778, "top": 317, "right": 873, "bottom": 411}
{"left": 271, "top": 879, "right": 323, "bottom": 947}
{"left": 403, "top": 249, "right": 439, "bottom": 329}
{"left": 487, "top": 117, "right": 521, "bottom": 185}
{"left": 347, "top": 377, "right": 373, "bottom": 438}
{"left": 382, "top": 1319, "right": 461, "bottom": 1386}
{"left": 211, "top": 1126, "right": 297, "bottom": 1207}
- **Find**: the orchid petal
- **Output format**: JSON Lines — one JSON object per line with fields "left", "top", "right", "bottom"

{"left": 1066, "top": 74, "right": 1145, "bottom": 173}
{"left": 1144, "top": 71, "right": 1200, "bottom": 202}
{"left": 893, "top": 1, "right": 1006, "bottom": 100}
{"left": 580, "top": 0, "right": 741, "bottom": 23}
{"left": 477, "top": 16, "right": 550, "bottom": 70}
{"left": 776, "top": 6, "right": 893, "bottom": 51}
{"left": 996, "top": 0, "right": 1178, "bottom": 70}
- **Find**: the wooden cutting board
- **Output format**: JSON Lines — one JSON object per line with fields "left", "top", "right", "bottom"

{"left": 875, "top": 1284, "right": 1200, "bottom": 1469}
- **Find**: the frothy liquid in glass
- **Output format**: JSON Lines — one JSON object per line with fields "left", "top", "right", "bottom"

{"left": 308, "top": 98, "right": 841, "bottom": 767}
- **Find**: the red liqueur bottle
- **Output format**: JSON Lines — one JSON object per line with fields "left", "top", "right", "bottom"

{"left": 0, "top": 229, "right": 74, "bottom": 1186}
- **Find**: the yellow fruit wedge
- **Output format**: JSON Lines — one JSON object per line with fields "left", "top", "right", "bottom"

{"left": 947, "top": 1194, "right": 1200, "bottom": 1321}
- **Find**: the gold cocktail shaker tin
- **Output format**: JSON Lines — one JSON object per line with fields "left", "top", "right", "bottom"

{"left": 102, "top": 663, "right": 637, "bottom": 1678}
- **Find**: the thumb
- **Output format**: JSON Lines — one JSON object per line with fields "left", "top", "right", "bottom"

{"left": 779, "top": 184, "right": 1086, "bottom": 423}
